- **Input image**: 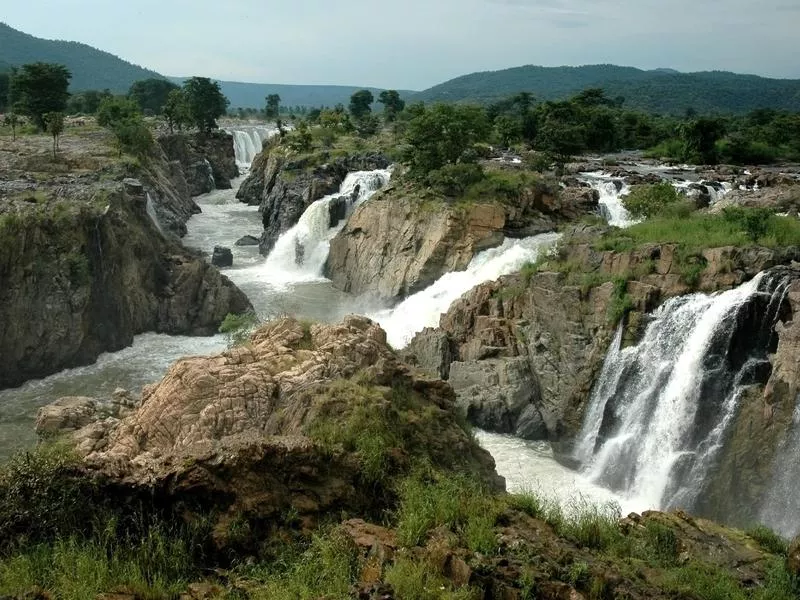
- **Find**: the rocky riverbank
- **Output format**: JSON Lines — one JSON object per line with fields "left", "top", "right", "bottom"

{"left": 0, "top": 129, "right": 252, "bottom": 389}
{"left": 7, "top": 314, "right": 798, "bottom": 599}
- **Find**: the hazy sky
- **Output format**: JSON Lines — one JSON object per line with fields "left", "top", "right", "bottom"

{"left": 4, "top": 0, "right": 799, "bottom": 90}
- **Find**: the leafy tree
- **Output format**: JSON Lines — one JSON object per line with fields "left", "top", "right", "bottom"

{"left": 378, "top": 90, "right": 405, "bottom": 122}
{"left": 11, "top": 62, "right": 71, "bottom": 130}
{"left": 96, "top": 96, "right": 152, "bottom": 157}
{"left": 495, "top": 115, "right": 522, "bottom": 147}
{"left": 163, "top": 89, "right": 192, "bottom": 133}
{"left": 0, "top": 72, "right": 9, "bottom": 113}
{"left": 403, "top": 104, "right": 490, "bottom": 176}
{"left": 287, "top": 120, "right": 313, "bottom": 152}
{"left": 67, "top": 89, "right": 112, "bottom": 115}
{"left": 265, "top": 94, "right": 281, "bottom": 120}
{"left": 355, "top": 113, "right": 380, "bottom": 137}
{"left": 573, "top": 88, "right": 614, "bottom": 107}
{"left": 349, "top": 89, "right": 374, "bottom": 121}
{"left": 622, "top": 182, "right": 681, "bottom": 219}
{"left": 44, "top": 112, "right": 64, "bottom": 158}
{"left": 128, "top": 78, "right": 179, "bottom": 115}
{"left": 182, "top": 77, "right": 229, "bottom": 132}
{"left": 4, "top": 113, "right": 19, "bottom": 141}
{"left": 681, "top": 117, "right": 725, "bottom": 164}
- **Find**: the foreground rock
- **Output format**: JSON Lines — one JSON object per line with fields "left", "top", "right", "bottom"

{"left": 236, "top": 150, "right": 390, "bottom": 255}
{"left": 51, "top": 316, "right": 501, "bottom": 543}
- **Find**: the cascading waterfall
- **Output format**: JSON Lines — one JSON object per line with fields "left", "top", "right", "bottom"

{"left": 373, "top": 233, "right": 561, "bottom": 349}
{"left": 574, "top": 271, "right": 792, "bottom": 513}
{"left": 225, "top": 125, "right": 277, "bottom": 168}
{"left": 760, "top": 400, "right": 800, "bottom": 538}
{"left": 145, "top": 193, "right": 164, "bottom": 235}
{"left": 579, "top": 172, "right": 634, "bottom": 227}
{"left": 263, "top": 169, "right": 392, "bottom": 283}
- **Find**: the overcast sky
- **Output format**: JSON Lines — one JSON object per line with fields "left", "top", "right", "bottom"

{"left": 5, "top": 0, "right": 799, "bottom": 90}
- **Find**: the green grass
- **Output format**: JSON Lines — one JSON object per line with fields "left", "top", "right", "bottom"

{"left": 394, "top": 471, "right": 500, "bottom": 553}
{"left": 0, "top": 524, "right": 197, "bottom": 600}
{"left": 241, "top": 530, "right": 358, "bottom": 600}
{"left": 218, "top": 311, "right": 260, "bottom": 347}
{"left": 746, "top": 525, "right": 788, "bottom": 555}
{"left": 384, "top": 553, "right": 479, "bottom": 600}
{"left": 596, "top": 212, "right": 800, "bottom": 254}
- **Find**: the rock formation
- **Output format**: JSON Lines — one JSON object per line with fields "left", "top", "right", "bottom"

{"left": 45, "top": 316, "right": 501, "bottom": 541}
{"left": 0, "top": 179, "right": 252, "bottom": 389}
{"left": 235, "top": 150, "right": 390, "bottom": 255}
{"left": 325, "top": 180, "right": 598, "bottom": 301}
{"left": 158, "top": 130, "right": 239, "bottom": 194}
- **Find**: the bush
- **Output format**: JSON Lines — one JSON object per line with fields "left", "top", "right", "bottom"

{"left": 747, "top": 525, "right": 788, "bottom": 555}
{"left": 426, "top": 163, "right": 485, "bottom": 196}
{"left": 385, "top": 553, "right": 478, "bottom": 600}
{"left": 622, "top": 182, "right": 681, "bottom": 219}
{"left": 722, "top": 206, "right": 773, "bottom": 242}
{"left": 219, "top": 311, "right": 260, "bottom": 346}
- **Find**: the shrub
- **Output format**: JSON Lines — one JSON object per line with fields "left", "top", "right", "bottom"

{"left": 426, "top": 163, "right": 485, "bottom": 197}
{"left": 622, "top": 182, "right": 681, "bottom": 219}
{"left": 218, "top": 311, "right": 260, "bottom": 346}
{"left": 385, "top": 553, "right": 478, "bottom": 600}
{"left": 607, "top": 277, "right": 633, "bottom": 324}
{"left": 746, "top": 525, "right": 788, "bottom": 555}
{"left": 722, "top": 206, "right": 773, "bottom": 242}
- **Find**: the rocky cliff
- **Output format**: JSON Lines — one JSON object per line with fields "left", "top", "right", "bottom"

{"left": 326, "top": 180, "right": 599, "bottom": 301}
{"left": 406, "top": 239, "right": 800, "bottom": 442}
{"left": 158, "top": 130, "right": 239, "bottom": 195}
{"left": 235, "top": 150, "right": 390, "bottom": 255}
{"left": 42, "top": 316, "right": 500, "bottom": 541}
{"left": 0, "top": 178, "right": 251, "bottom": 389}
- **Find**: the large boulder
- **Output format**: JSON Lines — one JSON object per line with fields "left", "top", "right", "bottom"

{"left": 326, "top": 190, "right": 505, "bottom": 300}
{"left": 67, "top": 317, "right": 501, "bottom": 542}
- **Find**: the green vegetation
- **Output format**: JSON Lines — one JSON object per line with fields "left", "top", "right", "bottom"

{"left": 128, "top": 78, "right": 179, "bottom": 115}
{"left": 378, "top": 89, "right": 406, "bottom": 122}
{"left": 622, "top": 181, "right": 681, "bottom": 219}
{"left": 43, "top": 111, "right": 64, "bottom": 159}
{"left": 747, "top": 525, "right": 789, "bottom": 555}
{"left": 384, "top": 553, "right": 478, "bottom": 600}
{"left": 0, "top": 22, "right": 165, "bottom": 93}
{"left": 11, "top": 62, "right": 71, "bottom": 129}
{"left": 265, "top": 93, "right": 281, "bottom": 120}
{"left": 96, "top": 96, "right": 154, "bottom": 157}
{"left": 414, "top": 63, "right": 800, "bottom": 115}
{"left": 218, "top": 311, "right": 260, "bottom": 346}
{"left": 183, "top": 77, "right": 229, "bottom": 132}
{"left": 163, "top": 88, "right": 192, "bottom": 132}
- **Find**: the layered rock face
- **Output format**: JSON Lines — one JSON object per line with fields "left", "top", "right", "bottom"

{"left": 0, "top": 180, "right": 252, "bottom": 389}
{"left": 50, "top": 316, "right": 501, "bottom": 538}
{"left": 407, "top": 241, "right": 800, "bottom": 443}
{"left": 158, "top": 130, "right": 239, "bottom": 195}
{"left": 235, "top": 151, "right": 390, "bottom": 255}
{"left": 326, "top": 182, "right": 599, "bottom": 301}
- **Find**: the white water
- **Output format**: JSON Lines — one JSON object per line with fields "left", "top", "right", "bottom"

{"left": 145, "top": 193, "right": 164, "bottom": 235}
{"left": 578, "top": 171, "right": 635, "bottom": 227}
{"left": 225, "top": 125, "right": 278, "bottom": 168}
{"left": 372, "top": 233, "right": 561, "bottom": 349}
{"left": 263, "top": 170, "right": 392, "bottom": 285}
{"left": 575, "top": 275, "right": 771, "bottom": 512}
{"left": 760, "top": 401, "right": 800, "bottom": 538}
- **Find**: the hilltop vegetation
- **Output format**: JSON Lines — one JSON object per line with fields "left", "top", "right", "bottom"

{"left": 0, "top": 22, "right": 163, "bottom": 93}
{"left": 414, "top": 64, "right": 800, "bottom": 115}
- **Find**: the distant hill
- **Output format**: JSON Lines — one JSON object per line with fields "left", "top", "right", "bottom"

{"left": 413, "top": 64, "right": 800, "bottom": 114}
{"left": 0, "top": 22, "right": 165, "bottom": 92}
{"left": 170, "top": 78, "right": 416, "bottom": 110}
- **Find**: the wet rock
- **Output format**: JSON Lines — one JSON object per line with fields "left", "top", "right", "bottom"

{"left": 211, "top": 246, "right": 233, "bottom": 267}
{"left": 235, "top": 235, "right": 260, "bottom": 246}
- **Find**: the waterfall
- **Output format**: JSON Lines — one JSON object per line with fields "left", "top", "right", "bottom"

{"left": 373, "top": 233, "right": 561, "bottom": 349}
{"left": 760, "top": 400, "right": 800, "bottom": 538}
{"left": 574, "top": 271, "right": 792, "bottom": 513}
{"left": 579, "top": 172, "right": 634, "bottom": 227}
{"left": 145, "top": 193, "right": 164, "bottom": 235}
{"left": 263, "top": 169, "right": 392, "bottom": 284}
{"left": 225, "top": 125, "right": 278, "bottom": 168}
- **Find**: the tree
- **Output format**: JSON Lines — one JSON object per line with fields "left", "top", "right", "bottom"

{"left": 0, "top": 72, "right": 9, "bottom": 113}
{"left": 495, "top": 115, "right": 522, "bottom": 147}
{"left": 44, "top": 112, "right": 64, "bottom": 158}
{"left": 4, "top": 113, "right": 19, "bottom": 141}
{"left": 128, "top": 78, "right": 179, "bottom": 115}
{"left": 378, "top": 90, "right": 405, "bottom": 122}
{"left": 682, "top": 117, "right": 725, "bottom": 164}
{"left": 67, "top": 89, "right": 112, "bottom": 115}
{"left": 182, "top": 77, "right": 229, "bottom": 132}
{"left": 265, "top": 94, "right": 281, "bottom": 120}
{"left": 11, "top": 63, "right": 71, "bottom": 130}
{"left": 349, "top": 89, "right": 374, "bottom": 121}
{"left": 163, "top": 89, "right": 192, "bottom": 133}
{"left": 96, "top": 96, "right": 153, "bottom": 157}
{"left": 403, "top": 104, "right": 490, "bottom": 176}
